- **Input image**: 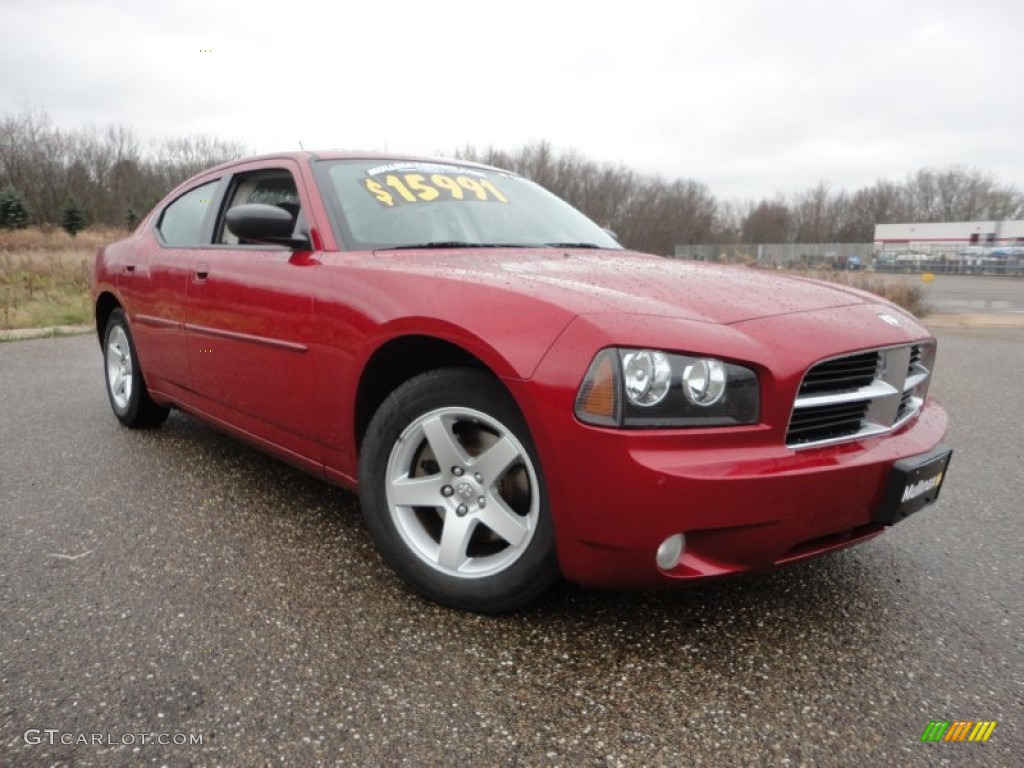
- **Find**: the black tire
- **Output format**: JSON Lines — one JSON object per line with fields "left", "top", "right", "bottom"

{"left": 359, "top": 369, "right": 559, "bottom": 612}
{"left": 102, "top": 308, "right": 170, "bottom": 428}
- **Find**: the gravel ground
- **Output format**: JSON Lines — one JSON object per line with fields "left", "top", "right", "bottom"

{"left": 0, "top": 330, "right": 1020, "bottom": 767}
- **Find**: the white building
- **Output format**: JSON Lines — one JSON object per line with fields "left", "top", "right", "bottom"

{"left": 875, "top": 220, "right": 1024, "bottom": 254}
{"left": 873, "top": 220, "right": 1024, "bottom": 273}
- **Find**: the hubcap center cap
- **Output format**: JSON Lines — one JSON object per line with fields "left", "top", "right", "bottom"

{"left": 455, "top": 481, "right": 475, "bottom": 500}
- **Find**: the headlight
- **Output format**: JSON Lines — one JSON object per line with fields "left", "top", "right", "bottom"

{"left": 622, "top": 350, "right": 672, "bottom": 406}
{"left": 682, "top": 358, "right": 726, "bottom": 406}
{"left": 575, "top": 348, "right": 760, "bottom": 428}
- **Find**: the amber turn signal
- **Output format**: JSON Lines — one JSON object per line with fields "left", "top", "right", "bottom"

{"left": 575, "top": 350, "right": 621, "bottom": 426}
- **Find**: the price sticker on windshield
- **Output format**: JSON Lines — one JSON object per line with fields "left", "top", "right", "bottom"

{"left": 363, "top": 170, "right": 509, "bottom": 207}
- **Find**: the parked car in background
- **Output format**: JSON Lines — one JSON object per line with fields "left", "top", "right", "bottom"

{"left": 872, "top": 252, "right": 931, "bottom": 272}
{"left": 92, "top": 151, "right": 951, "bottom": 612}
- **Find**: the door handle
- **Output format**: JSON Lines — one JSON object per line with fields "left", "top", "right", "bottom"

{"left": 195, "top": 264, "right": 210, "bottom": 281}
{"left": 124, "top": 264, "right": 136, "bottom": 274}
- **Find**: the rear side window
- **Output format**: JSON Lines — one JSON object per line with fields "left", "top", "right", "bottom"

{"left": 158, "top": 180, "right": 219, "bottom": 246}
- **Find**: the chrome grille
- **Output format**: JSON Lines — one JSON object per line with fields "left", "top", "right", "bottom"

{"left": 787, "top": 343, "right": 934, "bottom": 449}
{"left": 908, "top": 345, "right": 922, "bottom": 368}
{"left": 798, "top": 351, "right": 879, "bottom": 395}
{"left": 787, "top": 401, "right": 870, "bottom": 445}
{"left": 896, "top": 390, "right": 915, "bottom": 421}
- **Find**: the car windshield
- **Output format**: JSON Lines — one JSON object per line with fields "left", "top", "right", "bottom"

{"left": 317, "top": 159, "right": 622, "bottom": 251}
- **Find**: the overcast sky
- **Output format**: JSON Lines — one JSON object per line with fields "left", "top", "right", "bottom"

{"left": 2, "top": 0, "right": 1021, "bottom": 200}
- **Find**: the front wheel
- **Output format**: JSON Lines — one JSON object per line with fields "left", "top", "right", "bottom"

{"left": 359, "top": 369, "right": 559, "bottom": 612}
{"left": 103, "top": 309, "right": 169, "bottom": 428}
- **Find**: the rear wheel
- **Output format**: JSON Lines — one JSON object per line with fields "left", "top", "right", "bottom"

{"left": 103, "top": 309, "right": 169, "bottom": 428}
{"left": 359, "top": 369, "right": 558, "bottom": 612}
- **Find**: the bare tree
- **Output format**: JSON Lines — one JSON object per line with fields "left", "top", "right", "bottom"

{"left": 742, "top": 198, "right": 793, "bottom": 243}
{"left": 737, "top": 168, "right": 1023, "bottom": 245}
{"left": 458, "top": 141, "right": 718, "bottom": 255}
{"left": 791, "top": 182, "right": 840, "bottom": 243}
{"left": 4, "top": 107, "right": 1021, "bottom": 244}
{"left": 903, "top": 166, "right": 1023, "bottom": 222}
{"left": 845, "top": 179, "right": 909, "bottom": 241}
{"left": 0, "top": 106, "right": 246, "bottom": 227}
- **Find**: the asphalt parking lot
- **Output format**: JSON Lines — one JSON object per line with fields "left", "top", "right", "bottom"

{"left": 1, "top": 325, "right": 1021, "bottom": 766}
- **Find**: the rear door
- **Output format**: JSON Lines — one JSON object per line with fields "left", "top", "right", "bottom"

{"left": 129, "top": 176, "right": 225, "bottom": 393}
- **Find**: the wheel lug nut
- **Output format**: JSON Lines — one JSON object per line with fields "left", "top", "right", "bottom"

{"left": 441, "top": 485, "right": 454, "bottom": 497}
{"left": 474, "top": 473, "right": 483, "bottom": 483}
{"left": 452, "top": 467, "right": 464, "bottom": 477}
{"left": 478, "top": 496, "right": 486, "bottom": 508}
{"left": 456, "top": 503, "right": 469, "bottom": 517}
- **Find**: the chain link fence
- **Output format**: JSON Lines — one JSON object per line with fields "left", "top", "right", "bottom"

{"left": 672, "top": 243, "right": 1024, "bottom": 276}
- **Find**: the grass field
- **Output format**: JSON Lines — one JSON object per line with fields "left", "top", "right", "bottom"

{"left": 0, "top": 227, "right": 127, "bottom": 331}
{"left": 2, "top": 226, "right": 928, "bottom": 332}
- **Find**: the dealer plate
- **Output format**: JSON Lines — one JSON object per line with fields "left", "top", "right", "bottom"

{"left": 874, "top": 445, "right": 953, "bottom": 525}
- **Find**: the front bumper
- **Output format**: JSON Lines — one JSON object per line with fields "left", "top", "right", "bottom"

{"left": 513, "top": 310, "right": 950, "bottom": 589}
{"left": 544, "top": 399, "right": 948, "bottom": 587}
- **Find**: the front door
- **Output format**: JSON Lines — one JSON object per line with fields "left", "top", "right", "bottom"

{"left": 185, "top": 164, "right": 320, "bottom": 462}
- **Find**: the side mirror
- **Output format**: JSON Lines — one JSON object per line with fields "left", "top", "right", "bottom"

{"left": 225, "top": 203, "right": 311, "bottom": 250}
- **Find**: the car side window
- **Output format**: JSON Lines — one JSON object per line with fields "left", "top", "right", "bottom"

{"left": 218, "top": 170, "right": 304, "bottom": 245}
{"left": 157, "top": 180, "right": 219, "bottom": 246}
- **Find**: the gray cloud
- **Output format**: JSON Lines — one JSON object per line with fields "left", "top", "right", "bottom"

{"left": 2, "top": 0, "right": 1021, "bottom": 201}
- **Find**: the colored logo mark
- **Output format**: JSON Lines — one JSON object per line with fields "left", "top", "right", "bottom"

{"left": 921, "top": 720, "right": 997, "bottom": 742}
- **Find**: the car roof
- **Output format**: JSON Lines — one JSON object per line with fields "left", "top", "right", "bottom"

{"left": 203, "top": 150, "right": 504, "bottom": 174}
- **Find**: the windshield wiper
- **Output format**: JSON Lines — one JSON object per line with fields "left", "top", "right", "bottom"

{"left": 384, "top": 241, "right": 533, "bottom": 250}
{"left": 544, "top": 242, "right": 603, "bottom": 249}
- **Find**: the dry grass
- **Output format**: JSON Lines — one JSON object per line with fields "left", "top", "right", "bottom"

{"left": 771, "top": 268, "right": 930, "bottom": 318}
{"left": 0, "top": 226, "right": 127, "bottom": 330}
{"left": 0, "top": 225, "right": 127, "bottom": 252}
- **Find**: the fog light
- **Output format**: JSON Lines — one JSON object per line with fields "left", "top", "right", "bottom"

{"left": 656, "top": 533, "right": 686, "bottom": 570}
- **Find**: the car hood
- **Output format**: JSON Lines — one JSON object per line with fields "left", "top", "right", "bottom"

{"left": 372, "top": 248, "right": 883, "bottom": 324}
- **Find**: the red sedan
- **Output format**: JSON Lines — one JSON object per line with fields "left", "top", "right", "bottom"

{"left": 92, "top": 151, "right": 951, "bottom": 612}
